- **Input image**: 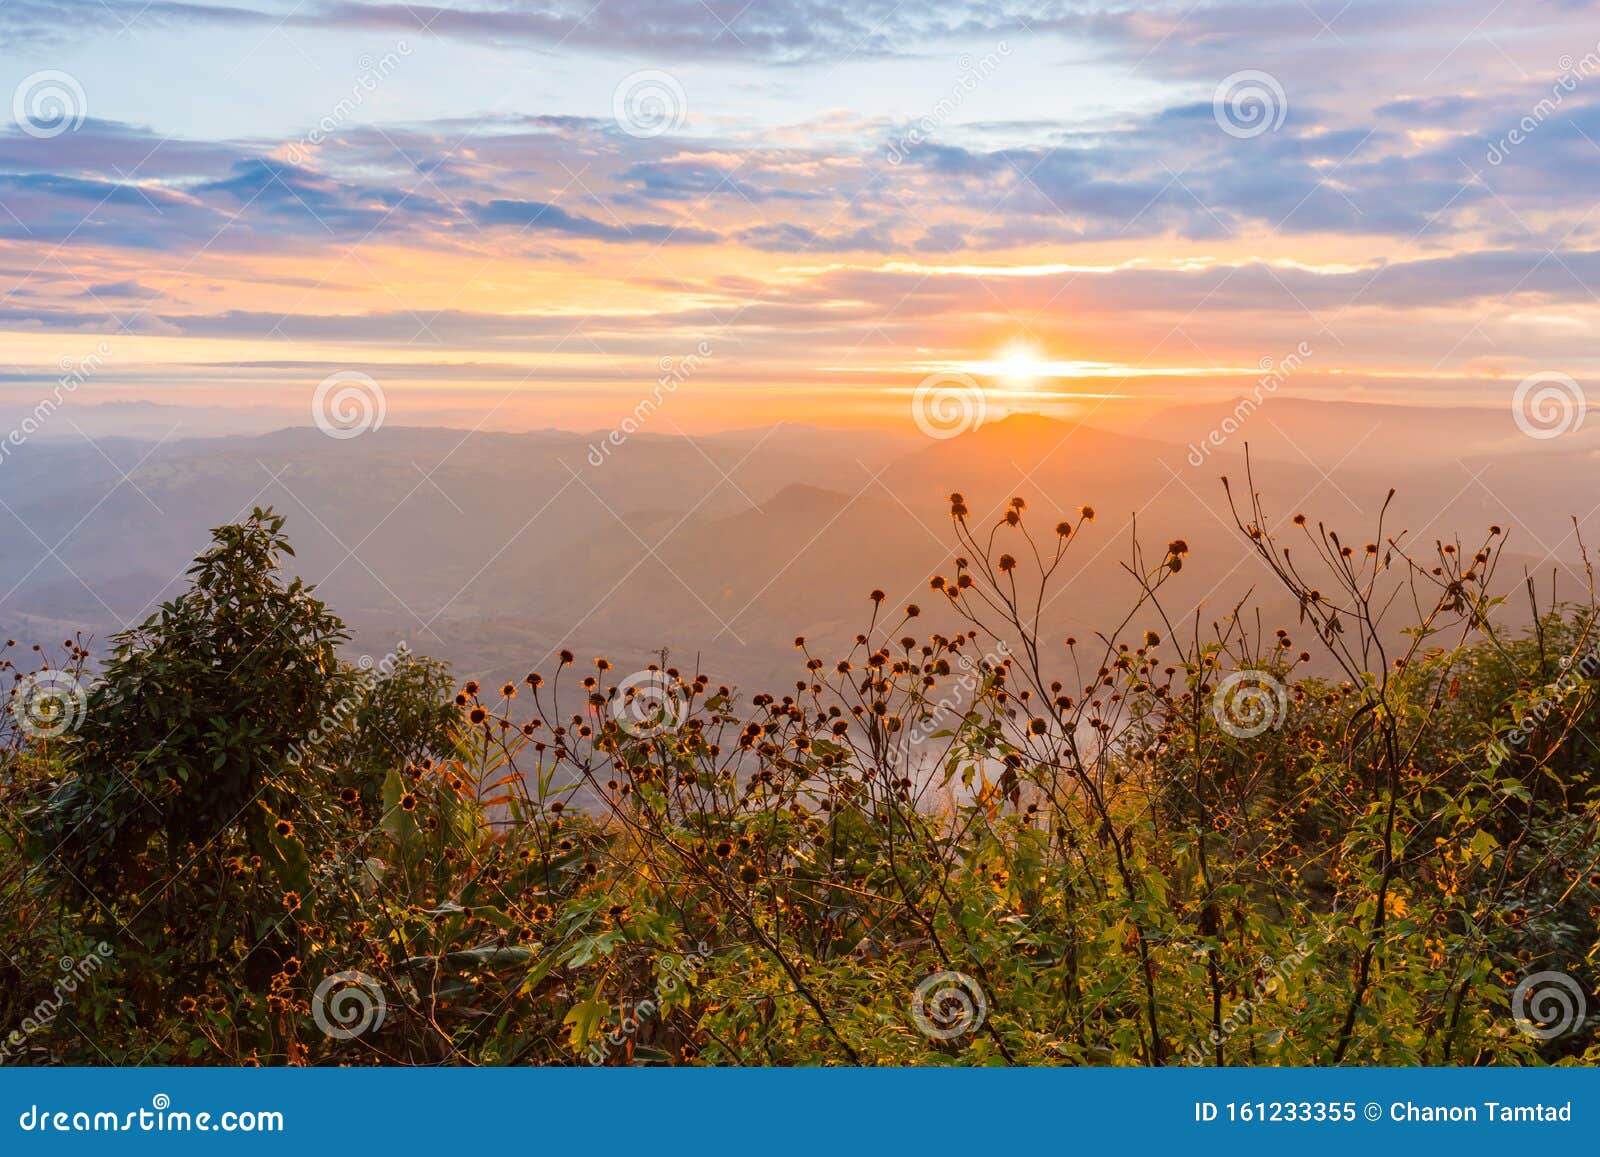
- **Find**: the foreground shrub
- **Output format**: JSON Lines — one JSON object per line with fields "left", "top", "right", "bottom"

{"left": 2, "top": 479, "right": 1597, "bottom": 1065}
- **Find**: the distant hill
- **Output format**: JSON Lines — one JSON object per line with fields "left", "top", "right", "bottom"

{"left": 0, "top": 402, "right": 1586, "bottom": 696}
{"left": 1125, "top": 395, "right": 1592, "bottom": 465}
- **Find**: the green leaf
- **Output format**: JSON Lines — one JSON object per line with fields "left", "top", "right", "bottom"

{"left": 1468, "top": 828, "right": 1499, "bottom": 866}
{"left": 563, "top": 993, "right": 609, "bottom": 1048}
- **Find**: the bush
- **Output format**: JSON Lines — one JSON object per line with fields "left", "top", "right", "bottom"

{"left": 1, "top": 485, "right": 1596, "bottom": 1066}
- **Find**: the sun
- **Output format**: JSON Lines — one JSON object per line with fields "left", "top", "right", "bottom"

{"left": 996, "top": 341, "right": 1045, "bottom": 387}
{"left": 942, "top": 339, "right": 1061, "bottom": 389}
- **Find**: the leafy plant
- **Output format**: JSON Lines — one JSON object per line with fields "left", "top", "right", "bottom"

{"left": 2, "top": 484, "right": 1596, "bottom": 1066}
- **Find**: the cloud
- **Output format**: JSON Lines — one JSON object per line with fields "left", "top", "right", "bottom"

{"left": 736, "top": 222, "right": 894, "bottom": 251}
{"left": 468, "top": 198, "right": 719, "bottom": 243}
{"left": 4, "top": 36, "right": 1600, "bottom": 396}
{"left": 620, "top": 159, "right": 822, "bottom": 203}
{"left": 196, "top": 158, "right": 453, "bottom": 235}
{"left": 0, "top": 0, "right": 1064, "bottom": 61}
{"left": 85, "top": 279, "right": 158, "bottom": 298}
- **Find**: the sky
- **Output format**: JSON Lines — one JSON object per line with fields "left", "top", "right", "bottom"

{"left": 3, "top": 0, "right": 1600, "bottom": 434}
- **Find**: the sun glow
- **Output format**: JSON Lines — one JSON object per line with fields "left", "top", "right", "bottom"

{"left": 996, "top": 342, "right": 1046, "bottom": 387}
